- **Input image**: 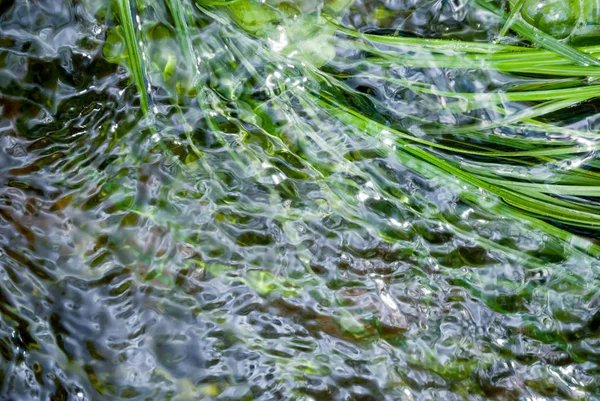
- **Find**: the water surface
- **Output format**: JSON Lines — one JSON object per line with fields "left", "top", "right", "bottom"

{"left": 1, "top": 1, "right": 600, "bottom": 400}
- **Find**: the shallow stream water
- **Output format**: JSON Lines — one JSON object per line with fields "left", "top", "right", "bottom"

{"left": 1, "top": 1, "right": 600, "bottom": 400}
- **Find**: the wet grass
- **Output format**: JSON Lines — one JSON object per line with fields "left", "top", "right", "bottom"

{"left": 111, "top": 0, "right": 600, "bottom": 247}
{"left": 3, "top": 0, "right": 600, "bottom": 399}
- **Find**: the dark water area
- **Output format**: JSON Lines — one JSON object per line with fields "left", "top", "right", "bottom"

{"left": 1, "top": 1, "right": 600, "bottom": 400}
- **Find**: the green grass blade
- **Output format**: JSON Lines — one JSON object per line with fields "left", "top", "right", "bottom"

{"left": 355, "top": 73, "right": 600, "bottom": 103}
{"left": 497, "top": 0, "right": 525, "bottom": 39}
{"left": 116, "top": 0, "right": 149, "bottom": 113}
{"left": 326, "top": 15, "right": 527, "bottom": 54}
{"left": 318, "top": 92, "right": 598, "bottom": 158}
{"left": 360, "top": 52, "right": 600, "bottom": 77}
{"left": 165, "top": 0, "right": 196, "bottom": 75}
{"left": 481, "top": 178, "right": 600, "bottom": 197}
{"left": 476, "top": 0, "right": 600, "bottom": 67}
{"left": 449, "top": 98, "right": 592, "bottom": 134}
{"left": 510, "top": 20, "right": 600, "bottom": 67}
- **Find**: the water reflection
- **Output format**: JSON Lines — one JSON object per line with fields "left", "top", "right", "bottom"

{"left": 1, "top": 1, "right": 600, "bottom": 401}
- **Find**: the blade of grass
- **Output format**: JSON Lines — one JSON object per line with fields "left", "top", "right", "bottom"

{"left": 480, "top": 178, "right": 600, "bottom": 197}
{"left": 476, "top": 0, "right": 600, "bottom": 67}
{"left": 326, "top": 15, "right": 529, "bottom": 54}
{"left": 448, "top": 98, "right": 594, "bottom": 134}
{"left": 116, "top": 0, "right": 149, "bottom": 113}
{"left": 165, "top": 0, "right": 196, "bottom": 75}
{"left": 318, "top": 92, "right": 599, "bottom": 157}
{"left": 361, "top": 52, "right": 600, "bottom": 77}
{"left": 355, "top": 73, "right": 600, "bottom": 103}
{"left": 497, "top": 0, "right": 526, "bottom": 39}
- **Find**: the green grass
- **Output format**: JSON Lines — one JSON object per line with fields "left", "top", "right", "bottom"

{"left": 103, "top": 0, "right": 600, "bottom": 258}
{"left": 115, "top": 0, "right": 149, "bottom": 113}
{"left": 91, "top": 5, "right": 600, "bottom": 388}
{"left": 476, "top": 0, "right": 600, "bottom": 66}
{"left": 497, "top": 0, "right": 525, "bottom": 39}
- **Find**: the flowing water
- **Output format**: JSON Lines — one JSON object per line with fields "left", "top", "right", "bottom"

{"left": 1, "top": 1, "right": 600, "bottom": 400}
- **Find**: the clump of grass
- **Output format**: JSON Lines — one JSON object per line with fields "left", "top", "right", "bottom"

{"left": 103, "top": 0, "right": 600, "bottom": 255}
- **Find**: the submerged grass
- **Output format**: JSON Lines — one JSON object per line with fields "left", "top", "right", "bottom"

{"left": 105, "top": 0, "right": 600, "bottom": 255}
{"left": 59, "top": 4, "right": 600, "bottom": 394}
{"left": 115, "top": 0, "right": 149, "bottom": 113}
{"left": 476, "top": 0, "right": 600, "bottom": 66}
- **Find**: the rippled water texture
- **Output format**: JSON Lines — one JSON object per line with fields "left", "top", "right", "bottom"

{"left": 2, "top": 1, "right": 600, "bottom": 400}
